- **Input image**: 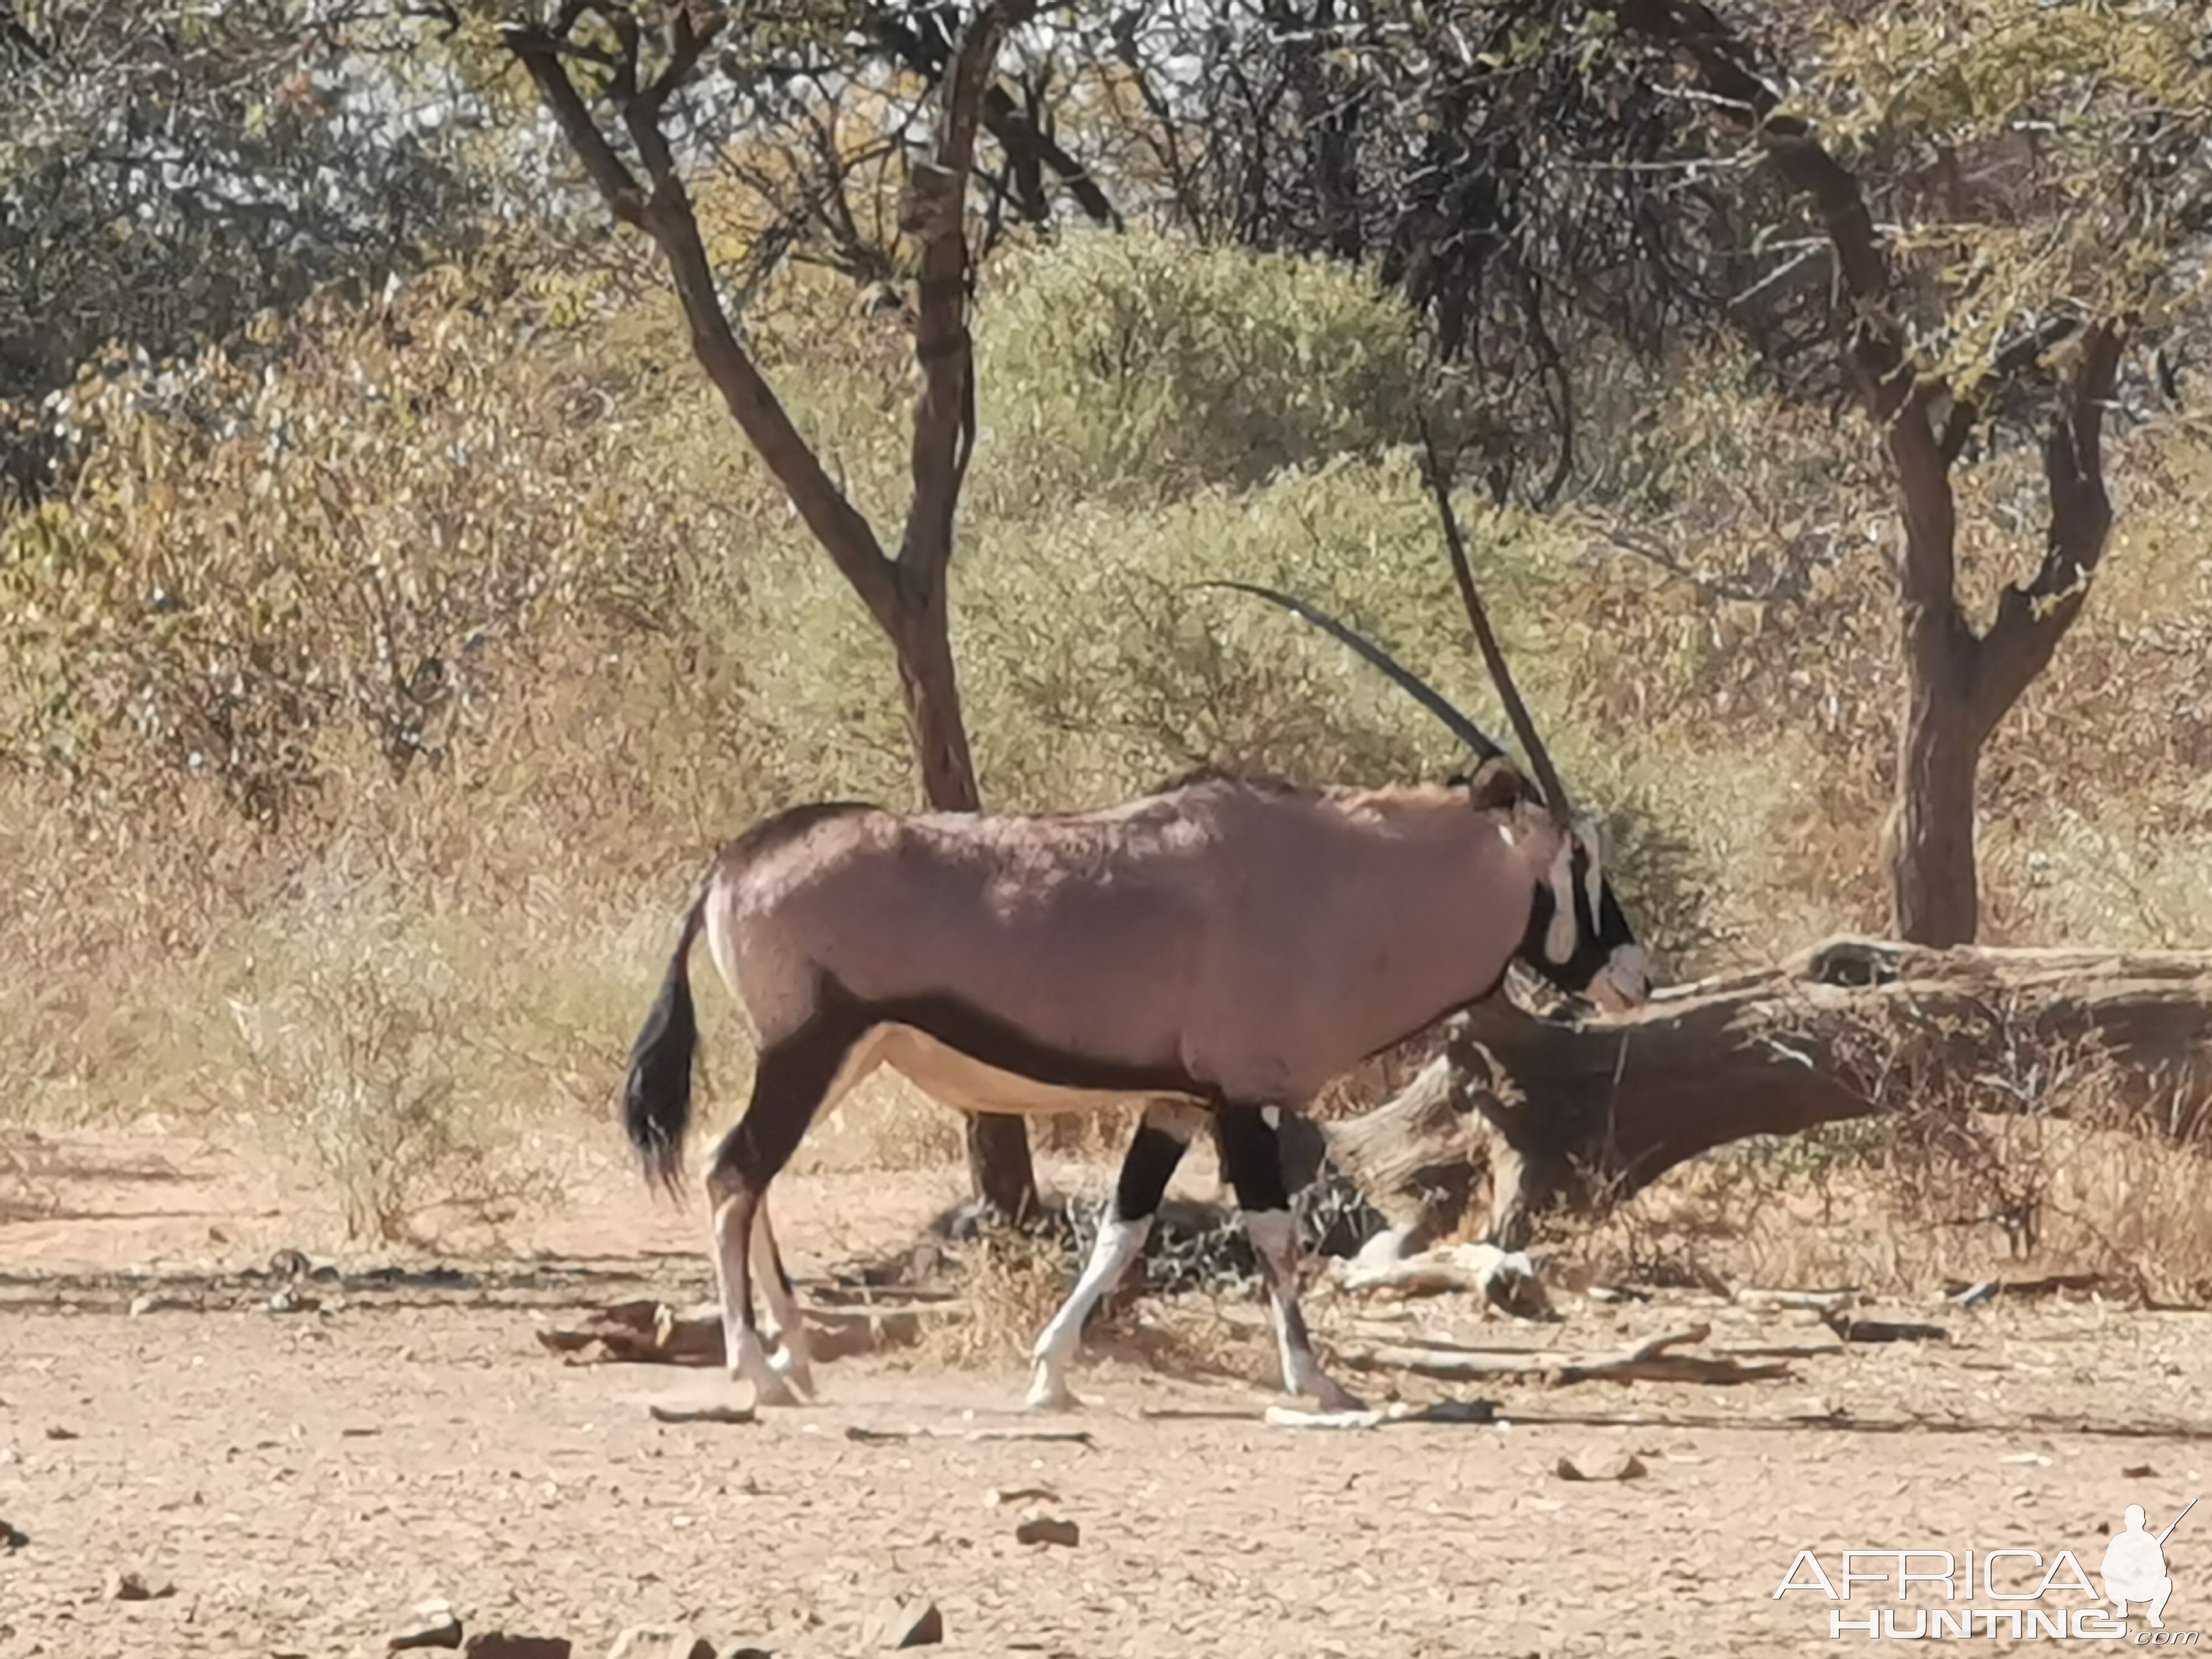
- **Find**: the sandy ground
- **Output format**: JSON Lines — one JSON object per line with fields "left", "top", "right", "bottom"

{"left": 3, "top": 1127, "right": 2210, "bottom": 1658}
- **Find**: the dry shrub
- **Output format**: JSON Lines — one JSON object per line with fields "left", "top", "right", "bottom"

{"left": 916, "top": 1224, "right": 1073, "bottom": 1370}
{"left": 976, "top": 227, "right": 1436, "bottom": 503}
{"left": 1567, "top": 991, "right": 2212, "bottom": 1301}
{"left": 226, "top": 903, "right": 565, "bottom": 1245}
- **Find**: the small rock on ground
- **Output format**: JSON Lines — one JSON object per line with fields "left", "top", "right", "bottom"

{"left": 1014, "top": 1517, "right": 1081, "bottom": 1547}
{"left": 102, "top": 1569, "right": 176, "bottom": 1602}
{"left": 462, "top": 1634, "right": 572, "bottom": 1659}
{"left": 605, "top": 1627, "right": 716, "bottom": 1659}
{"left": 862, "top": 1597, "right": 945, "bottom": 1649}
{"left": 389, "top": 1600, "right": 466, "bottom": 1651}
{"left": 1, "top": 1518, "right": 25, "bottom": 1550}
{"left": 1555, "top": 1452, "right": 1647, "bottom": 1483}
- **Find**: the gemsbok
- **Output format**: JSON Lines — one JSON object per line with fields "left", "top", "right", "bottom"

{"left": 620, "top": 453, "right": 1651, "bottom": 1413}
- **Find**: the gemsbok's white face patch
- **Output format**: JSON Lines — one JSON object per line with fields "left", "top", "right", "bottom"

{"left": 1543, "top": 834, "right": 1580, "bottom": 964}
{"left": 1577, "top": 818, "right": 1606, "bottom": 926}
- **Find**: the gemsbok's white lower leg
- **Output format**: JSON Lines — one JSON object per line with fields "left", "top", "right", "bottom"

{"left": 751, "top": 1199, "right": 816, "bottom": 1400}
{"left": 1027, "top": 1213, "right": 1153, "bottom": 1411}
{"left": 1244, "top": 1207, "right": 1364, "bottom": 1412}
{"left": 712, "top": 1191, "right": 798, "bottom": 1407}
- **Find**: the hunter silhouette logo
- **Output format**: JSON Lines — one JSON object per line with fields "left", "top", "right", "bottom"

{"left": 2104, "top": 1498, "right": 2194, "bottom": 1629}
{"left": 1774, "top": 1495, "right": 2199, "bottom": 1641}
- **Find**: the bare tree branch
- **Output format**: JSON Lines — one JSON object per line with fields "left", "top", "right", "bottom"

{"left": 897, "top": 0, "right": 1033, "bottom": 588}
{"left": 1974, "top": 322, "right": 2126, "bottom": 736}
{"left": 1939, "top": 315, "right": 2086, "bottom": 464}
{"left": 1615, "top": 0, "right": 1914, "bottom": 417}
{"left": 504, "top": 22, "right": 647, "bottom": 223}
{"left": 502, "top": 10, "right": 901, "bottom": 632}
{"left": 864, "top": 7, "right": 1118, "bottom": 230}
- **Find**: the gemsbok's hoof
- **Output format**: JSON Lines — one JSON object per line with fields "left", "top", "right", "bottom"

{"left": 1311, "top": 1379, "right": 1369, "bottom": 1415}
{"left": 1024, "top": 1369, "right": 1082, "bottom": 1413}
{"left": 766, "top": 1347, "right": 817, "bottom": 1403}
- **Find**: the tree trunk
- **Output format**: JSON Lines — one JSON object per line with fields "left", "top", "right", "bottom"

{"left": 1316, "top": 937, "right": 2212, "bottom": 1252}
{"left": 890, "top": 577, "right": 983, "bottom": 814}
{"left": 1889, "top": 604, "right": 1983, "bottom": 948}
{"left": 888, "top": 591, "right": 1041, "bottom": 1221}
{"left": 505, "top": 2, "right": 1044, "bottom": 1227}
{"left": 1609, "top": 9, "right": 2128, "bottom": 958}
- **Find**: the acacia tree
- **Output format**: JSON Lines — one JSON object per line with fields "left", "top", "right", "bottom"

{"left": 489, "top": 0, "right": 1046, "bottom": 1220}
{"left": 1078, "top": 1, "right": 2208, "bottom": 945}
{"left": 1612, "top": 0, "right": 2212, "bottom": 945}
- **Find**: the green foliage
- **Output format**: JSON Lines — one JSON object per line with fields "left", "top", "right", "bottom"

{"left": 976, "top": 229, "right": 1432, "bottom": 501}
{"left": 0, "top": 1, "right": 531, "bottom": 423}
{"left": 1781, "top": 0, "right": 2212, "bottom": 392}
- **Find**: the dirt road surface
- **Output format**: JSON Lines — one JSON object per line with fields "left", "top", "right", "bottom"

{"left": 2, "top": 1129, "right": 2208, "bottom": 1657}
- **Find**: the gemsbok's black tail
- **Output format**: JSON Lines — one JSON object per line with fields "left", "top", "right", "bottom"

{"left": 622, "top": 873, "right": 712, "bottom": 1198}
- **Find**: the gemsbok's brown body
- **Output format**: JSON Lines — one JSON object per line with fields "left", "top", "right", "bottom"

{"left": 622, "top": 461, "right": 1653, "bottom": 1413}
{"left": 624, "top": 752, "right": 1647, "bottom": 1413}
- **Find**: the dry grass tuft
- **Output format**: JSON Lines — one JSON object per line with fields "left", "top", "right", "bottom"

{"left": 907, "top": 1223, "right": 1281, "bottom": 1392}
{"left": 1567, "top": 1122, "right": 2212, "bottom": 1306}
{"left": 916, "top": 1225, "right": 1074, "bottom": 1371}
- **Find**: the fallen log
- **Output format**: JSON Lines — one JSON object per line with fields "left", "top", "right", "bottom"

{"left": 1315, "top": 935, "right": 2212, "bottom": 1252}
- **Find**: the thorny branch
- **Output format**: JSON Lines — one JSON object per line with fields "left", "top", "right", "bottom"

{"left": 504, "top": 1, "right": 1030, "bottom": 629}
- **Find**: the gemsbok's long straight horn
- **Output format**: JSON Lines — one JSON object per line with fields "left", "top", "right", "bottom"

{"left": 1190, "top": 578, "right": 1512, "bottom": 764}
{"left": 1413, "top": 412, "right": 1575, "bottom": 826}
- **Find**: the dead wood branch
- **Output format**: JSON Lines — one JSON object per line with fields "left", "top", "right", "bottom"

{"left": 1340, "top": 1322, "right": 1790, "bottom": 1386}
{"left": 1733, "top": 1287, "right": 1856, "bottom": 1312}
{"left": 646, "top": 1401, "right": 757, "bottom": 1426}
{"left": 1822, "top": 1310, "right": 1952, "bottom": 1345}
{"left": 844, "top": 1424, "right": 1094, "bottom": 1447}
{"left": 537, "top": 1293, "right": 958, "bottom": 1367}
{"left": 1315, "top": 934, "right": 2212, "bottom": 1252}
{"left": 1265, "top": 1398, "right": 1499, "bottom": 1432}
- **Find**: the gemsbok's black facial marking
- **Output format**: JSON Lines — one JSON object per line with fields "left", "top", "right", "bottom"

{"left": 1516, "top": 843, "right": 1641, "bottom": 1004}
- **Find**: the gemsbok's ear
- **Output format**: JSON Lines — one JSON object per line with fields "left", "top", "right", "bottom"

{"left": 1464, "top": 756, "right": 1529, "bottom": 814}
